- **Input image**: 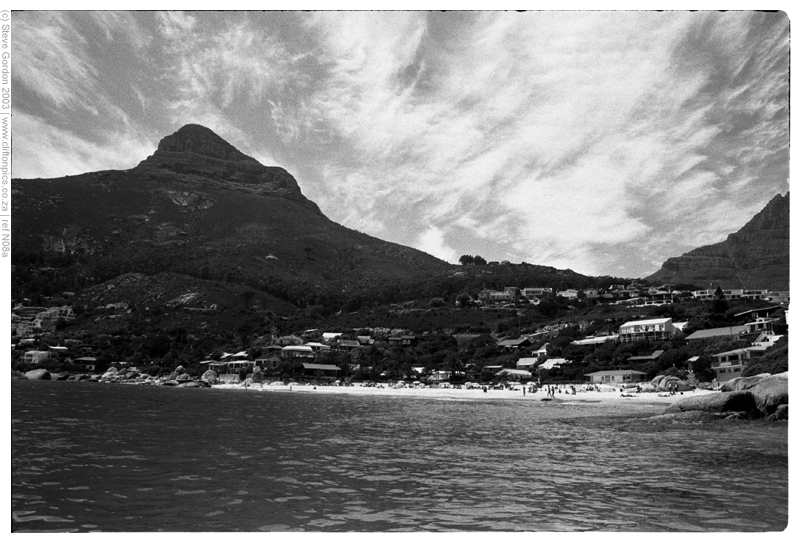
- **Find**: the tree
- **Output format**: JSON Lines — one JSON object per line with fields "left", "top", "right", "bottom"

{"left": 237, "top": 323, "right": 254, "bottom": 349}
{"left": 456, "top": 292, "right": 472, "bottom": 307}
{"left": 459, "top": 255, "right": 475, "bottom": 266}
{"left": 473, "top": 255, "right": 487, "bottom": 266}
{"left": 241, "top": 290, "right": 256, "bottom": 309}
{"left": 711, "top": 286, "right": 728, "bottom": 314}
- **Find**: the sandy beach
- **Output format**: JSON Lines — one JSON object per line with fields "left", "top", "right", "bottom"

{"left": 212, "top": 381, "right": 718, "bottom": 408}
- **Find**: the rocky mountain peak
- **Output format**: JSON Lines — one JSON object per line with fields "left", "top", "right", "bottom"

{"left": 155, "top": 124, "right": 259, "bottom": 164}
{"left": 133, "top": 124, "right": 323, "bottom": 215}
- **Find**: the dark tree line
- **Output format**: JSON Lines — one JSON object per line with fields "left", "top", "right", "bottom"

{"left": 458, "top": 255, "right": 487, "bottom": 266}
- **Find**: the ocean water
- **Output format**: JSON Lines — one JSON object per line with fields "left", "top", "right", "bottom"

{"left": 11, "top": 380, "right": 788, "bottom": 532}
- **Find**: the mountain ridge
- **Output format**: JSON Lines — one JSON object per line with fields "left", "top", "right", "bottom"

{"left": 11, "top": 124, "right": 451, "bottom": 309}
{"left": 645, "top": 192, "right": 789, "bottom": 290}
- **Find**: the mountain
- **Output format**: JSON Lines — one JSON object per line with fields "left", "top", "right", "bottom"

{"left": 11, "top": 124, "right": 451, "bottom": 310}
{"left": 645, "top": 193, "right": 789, "bottom": 290}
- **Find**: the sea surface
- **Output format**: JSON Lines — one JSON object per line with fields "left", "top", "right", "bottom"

{"left": 11, "top": 380, "right": 788, "bottom": 532}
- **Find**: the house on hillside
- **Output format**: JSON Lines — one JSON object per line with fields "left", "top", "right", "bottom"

{"left": 281, "top": 345, "right": 315, "bottom": 359}
{"left": 73, "top": 356, "right": 97, "bottom": 371}
{"left": 711, "top": 348, "right": 751, "bottom": 384}
{"left": 585, "top": 370, "right": 648, "bottom": 385}
{"left": 685, "top": 326, "right": 747, "bottom": 342}
{"left": 557, "top": 289, "right": 580, "bottom": 300}
{"left": 255, "top": 356, "right": 282, "bottom": 371}
{"left": 571, "top": 334, "right": 618, "bottom": 346}
{"left": 389, "top": 335, "right": 417, "bottom": 347}
{"left": 516, "top": 358, "right": 539, "bottom": 370}
{"left": 537, "top": 358, "right": 570, "bottom": 371}
{"left": 626, "top": 350, "right": 665, "bottom": 364}
{"left": 765, "top": 291, "right": 790, "bottom": 304}
{"left": 302, "top": 363, "right": 340, "bottom": 381}
{"left": 496, "top": 368, "right": 532, "bottom": 381}
{"left": 522, "top": 287, "right": 553, "bottom": 298}
{"left": 21, "top": 350, "right": 51, "bottom": 364}
{"left": 498, "top": 338, "right": 531, "bottom": 351}
{"left": 618, "top": 318, "right": 677, "bottom": 342}
{"left": 335, "top": 339, "right": 361, "bottom": 351}
{"left": 276, "top": 335, "right": 304, "bottom": 346}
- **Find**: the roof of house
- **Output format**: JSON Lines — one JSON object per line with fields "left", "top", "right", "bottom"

{"left": 572, "top": 335, "right": 618, "bottom": 345}
{"left": 620, "top": 318, "right": 672, "bottom": 328}
{"left": 516, "top": 358, "right": 539, "bottom": 367}
{"left": 302, "top": 363, "right": 340, "bottom": 371}
{"left": 685, "top": 326, "right": 747, "bottom": 340}
{"left": 337, "top": 339, "right": 361, "bottom": 348}
{"left": 538, "top": 358, "right": 570, "bottom": 370}
{"left": 282, "top": 345, "right": 313, "bottom": 352}
{"left": 220, "top": 351, "right": 248, "bottom": 359}
{"left": 585, "top": 370, "right": 647, "bottom": 376}
{"left": 496, "top": 368, "right": 532, "bottom": 377}
{"left": 627, "top": 350, "right": 665, "bottom": 361}
{"left": 498, "top": 338, "right": 529, "bottom": 347}
{"left": 713, "top": 348, "right": 752, "bottom": 357}
{"left": 733, "top": 305, "right": 783, "bottom": 319}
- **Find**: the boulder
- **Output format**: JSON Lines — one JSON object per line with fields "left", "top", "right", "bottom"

{"left": 664, "top": 390, "right": 757, "bottom": 415}
{"left": 160, "top": 380, "right": 179, "bottom": 387}
{"left": 750, "top": 375, "right": 788, "bottom": 416}
{"left": 201, "top": 369, "right": 218, "bottom": 384}
{"left": 766, "top": 404, "right": 788, "bottom": 421}
{"left": 51, "top": 372, "right": 70, "bottom": 381}
{"left": 25, "top": 368, "right": 51, "bottom": 380}
{"left": 720, "top": 373, "right": 772, "bottom": 392}
{"left": 174, "top": 365, "right": 185, "bottom": 374}
{"left": 105, "top": 366, "right": 119, "bottom": 375}
{"left": 178, "top": 380, "right": 210, "bottom": 388}
{"left": 176, "top": 373, "right": 194, "bottom": 382}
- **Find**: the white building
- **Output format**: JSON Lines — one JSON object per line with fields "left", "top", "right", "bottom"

{"left": 618, "top": 318, "right": 677, "bottom": 342}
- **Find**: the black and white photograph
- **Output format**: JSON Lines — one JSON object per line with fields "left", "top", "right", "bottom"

{"left": 5, "top": 7, "right": 791, "bottom": 533}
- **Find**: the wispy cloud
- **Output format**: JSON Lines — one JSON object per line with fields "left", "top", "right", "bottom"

{"left": 11, "top": 11, "right": 789, "bottom": 278}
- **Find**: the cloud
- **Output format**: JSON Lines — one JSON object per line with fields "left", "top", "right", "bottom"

{"left": 12, "top": 113, "right": 153, "bottom": 179}
{"left": 13, "top": 12, "right": 101, "bottom": 112}
{"left": 416, "top": 226, "right": 458, "bottom": 264}
{"left": 10, "top": 11, "right": 789, "bottom": 279}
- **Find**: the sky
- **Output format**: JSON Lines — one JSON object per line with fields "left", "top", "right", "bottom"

{"left": 10, "top": 10, "right": 791, "bottom": 278}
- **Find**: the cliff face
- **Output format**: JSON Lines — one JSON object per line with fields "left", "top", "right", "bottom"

{"left": 646, "top": 193, "right": 789, "bottom": 290}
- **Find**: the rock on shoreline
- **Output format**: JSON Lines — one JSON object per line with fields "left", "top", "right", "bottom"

{"left": 663, "top": 372, "right": 788, "bottom": 420}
